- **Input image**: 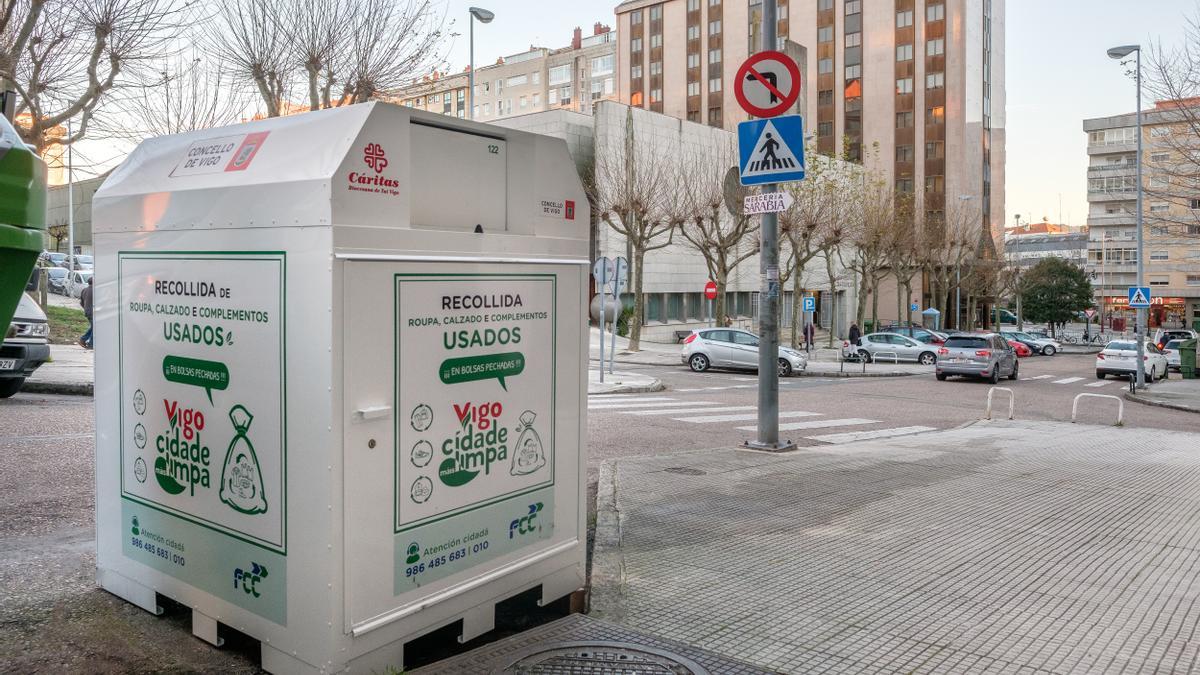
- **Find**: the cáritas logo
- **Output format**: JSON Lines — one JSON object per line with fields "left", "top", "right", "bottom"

{"left": 348, "top": 142, "right": 399, "bottom": 192}
{"left": 363, "top": 143, "right": 388, "bottom": 173}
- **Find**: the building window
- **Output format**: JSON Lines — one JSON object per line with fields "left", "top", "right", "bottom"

{"left": 549, "top": 64, "right": 571, "bottom": 85}
{"left": 1151, "top": 225, "right": 1169, "bottom": 235}
{"left": 631, "top": 64, "right": 642, "bottom": 79}
{"left": 926, "top": 141, "right": 944, "bottom": 159}
{"left": 605, "top": 77, "right": 614, "bottom": 95}
{"left": 818, "top": 121, "right": 833, "bottom": 137}
{"left": 519, "top": 95, "right": 527, "bottom": 108}
{"left": 896, "top": 78, "right": 913, "bottom": 94}
{"left": 708, "top": 107, "right": 722, "bottom": 125}
{"left": 845, "top": 64, "right": 861, "bottom": 79}
{"left": 532, "top": 93, "right": 540, "bottom": 106}
{"left": 709, "top": 0, "right": 720, "bottom": 5}
{"left": 818, "top": 26, "right": 833, "bottom": 43}
{"left": 1150, "top": 276, "right": 1170, "bottom": 286}
{"left": 925, "top": 176, "right": 944, "bottom": 193}
{"left": 687, "top": 0, "right": 699, "bottom": 9}
{"left": 927, "top": 3, "right": 944, "bottom": 21}
{"left": 897, "top": 10, "right": 913, "bottom": 27}
{"left": 897, "top": 44, "right": 913, "bottom": 61}
{"left": 818, "top": 0, "right": 833, "bottom": 9}
{"left": 507, "top": 74, "right": 527, "bottom": 87}
{"left": 630, "top": 91, "right": 642, "bottom": 106}
{"left": 649, "top": 4, "right": 661, "bottom": 20}
{"left": 688, "top": 25, "right": 700, "bottom": 40}
{"left": 650, "top": 61, "right": 662, "bottom": 76}
{"left": 590, "top": 80, "right": 602, "bottom": 99}
{"left": 896, "top": 178, "right": 914, "bottom": 192}
{"left": 631, "top": 9, "right": 642, "bottom": 24}
{"left": 818, "top": 58, "right": 833, "bottom": 74}
{"left": 1151, "top": 250, "right": 1169, "bottom": 261}
{"left": 688, "top": 53, "right": 700, "bottom": 68}
{"left": 896, "top": 145, "right": 913, "bottom": 162}
{"left": 927, "top": 105, "right": 945, "bottom": 124}
{"left": 1151, "top": 126, "right": 1170, "bottom": 137}
{"left": 591, "top": 55, "right": 614, "bottom": 75}
{"left": 650, "top": 88, "right": 662, "bottom": 103}
{"left": 709, "top": 48, "right": 722, "bottom": 64}
{"left": 926, "top": 72, "right": 944, "bottom": 89}
{"left": 709, "top": 19, "right": 722, "bottom": 35}
{"left": 896, "top": 111, "right": 914, "bottom": 128}
{"left": 1151, "top": 152, "right": 1169, "bottom": 163}
{"left": 927, "top": 38, "right": 945, "bottom": 56}
{"left": 1150, "top": 202, "right": 1169, "bottom": 213}
{"left": 708, "top": 77, "right": 722, "bottom": 93}
{"left": 1150, "top": 175, "right": 1169, "bottom": 188}
{"left": 1190, "top": 199, "right": 1200, "bottom": 210}
{"left": 1188, "top": 275, "right": 1200, "bottom": 286}
{"left": 845, "top": 0, "right": 860, "bottom": 14}
{"left": 496, "top": 79, "right": 503, "bottom": 92}
{"left": 845, "top": 32, "right": 861, "bottom": 47}
{"left": 631, "top": 37, "right": 642, "bottom": 52}
{"left": 818, "top": 89, "right": 833, "bottom": 105}
{"left": 650, "top": 33, "right": 662, "bottom": 48}
{"left": 688, "top": 81, "right": 700, "bottom": 96}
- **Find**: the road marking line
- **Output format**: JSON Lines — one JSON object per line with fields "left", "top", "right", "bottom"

{"left": 674, "top": 388, "right": 706, "bottom": 392}
{"left": 806, "top": 425, "right": 938, "bottom": 444}
{"left": 1022, "top": 375, "right": 1053, "bottom": 381}
{"left": 623, "top": 405, "right": 757, "bottom": 416}
{"left": 587, "top": 396, "right": 675, "bottom": 403}
{"left": 675, "top": 411, "right": 821, "bottom": 424}
{"left": 589, "top": 401, "right": 722, "bottom": 411}
{"left": 1052, "top": 377, "right": 1084, "bottom": 385}
{"left": 738, "top": 418, "right": 879, "bottom": 432}
{"left": 1085, "top": 381, "right": 1112, "bottom": 388}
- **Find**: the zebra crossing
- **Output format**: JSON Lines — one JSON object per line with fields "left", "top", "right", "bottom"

{"left": 1021, "top": 374, "right": 1122, "bottom": 389}
{"left": 588, "top": 395, "right": 935, "bottom": 445}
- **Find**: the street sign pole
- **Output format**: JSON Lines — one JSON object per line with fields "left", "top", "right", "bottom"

{"left": 749, "top": 0, "right": 791, "bottom": 452}
{"left": 610, "top": 257, "right": 628, "bottom": 375}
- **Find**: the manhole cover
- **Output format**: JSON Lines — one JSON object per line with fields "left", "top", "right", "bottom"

{"left": 663, "top": 467, "right": 706, "bottom": 476}
{"left": 495, "top": 641, "right": 711, "bottom": 674}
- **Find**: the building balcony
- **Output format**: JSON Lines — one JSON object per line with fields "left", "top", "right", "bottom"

{"left": 1087, "top": 164, "right": 1136, "bottom": 176}
{"left": 1088, "top": 190, "right": 1137, "bottom": 202}
{"left": 1087, "top": 141, "right": 1137, "bottom": 155}
{"left": 1087, "top": 213, "right": 1137, "bottom": 227}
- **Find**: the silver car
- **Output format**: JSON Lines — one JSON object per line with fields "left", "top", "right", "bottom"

{"left": 935, "top": 333, "right": 1019, "bottom": 383}
{"left": 847, "top": 332, "right": 939, "bottom": 365}
{"left": 681, "top": 328, "right": 808, "bottom": 376}
{"left": 1162, "top": 339, "right": 1185, "bottom": 372}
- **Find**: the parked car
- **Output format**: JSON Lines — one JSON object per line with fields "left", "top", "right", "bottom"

{"left": 1096, "top": 340, "right": 1169, "bottom": 381}
{"left": 1007, "top": 339, "right": 1033, "bottom": 358}
{"left": 935, "top": 333, "right": 1019, "bottom": 383}
{"left": 40, "top": 251, "right": 66, "bottom": 267}
{"left": 998, "top": 308, "right": 1018, "bottom": 325}
{"left": 1, "top": 293, "right": 51, "bottom": 398}
{"left": 1152, "top": 328, "right": 1197, "bottom": 351}
{"left": 65, "top": 270, "right": 93, "bottom": 298}
{"left": 880, "top": 325, "right": 946, "bottom": 345}
{"left": 845, "top": 332, "right": 939, "bottom": 365}
{"left": 44, "top": 267, "right": 69, "bottom": 294}
{"left": 70, "top": 254, "right": 94, "bottom": 270}
{"left": 1000, "top": 330, "right": 1060, "bottom": 356}
{"left": 682, "top": 329, "right": 808, "bottom": 376}
{"left": 1163, "top": 339, "right": 1185, "bottom": 372}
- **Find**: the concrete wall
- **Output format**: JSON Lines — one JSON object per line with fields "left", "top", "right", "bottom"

{"left": 45, "top": 174, "right": 105, "bottom": 253}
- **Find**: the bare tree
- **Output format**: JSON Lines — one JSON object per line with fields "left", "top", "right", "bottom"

{"left": 885, "top": 191, "right": 922, "bottom": 334}
{"left": 1, "top": 0, "right": 189, "bottom": 151}
{"left": 336, "top": 0, "right": 448, "bottom": 106}
{"left": 593, "top": 106, "right": 683, "bottom": 351}
{"left": 920, "top": 197, "right": 979, "bottom": 329}
{"left": 678, "top": 143, "right": 758, "bottom": 328}
{"left": 209, "top": 0, "right": 291, "bottom": 117}
{"left": 845, "top": 170, "right": 896, "bottom": 331}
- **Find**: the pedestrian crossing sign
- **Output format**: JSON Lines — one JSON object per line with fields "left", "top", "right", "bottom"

{"left": 737, "top": 115, "right": 805, "bottom": 186}
{"left": 1128, "top": 286, "right": 1151, "bottom": 308}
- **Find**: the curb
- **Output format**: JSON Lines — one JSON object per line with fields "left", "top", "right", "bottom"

{"left": 588, "top": 379, "right": 666, "bottom": 395}
{"left": 588, "top": 460, "right": 626, "bottom": 623}
{"left": 1124, "top": 391, "right": 1200, "bottom": 415}
{"left": 20, "top": 379, "right": 93, "bottom": 396}
{"left": 799, "top": 369, "right": 921, "bottom": 378}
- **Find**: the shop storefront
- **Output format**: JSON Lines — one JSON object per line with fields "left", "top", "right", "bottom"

{"left": 1103, "top": 296, "right": 1190, "bottom": 329}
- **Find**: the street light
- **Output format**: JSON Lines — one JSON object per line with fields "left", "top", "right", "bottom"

{"left": 1108, "top": 43, "right": 1145, "bottom": 389}
{"left": 468, "top": 6, "right": 495, "bottom": 121}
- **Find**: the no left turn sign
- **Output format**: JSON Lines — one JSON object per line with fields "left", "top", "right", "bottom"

{"left": 734, "top": 51, "right": 801, "bottom": 118}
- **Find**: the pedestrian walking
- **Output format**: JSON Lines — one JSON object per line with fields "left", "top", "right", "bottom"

{"left": 804, "top": 321, "right": 815, "bottom": 353}
{"left": 79, "top": 277, "right": 93, "bottom": 350}
{"left": 848, "top": 321, "right": 861, "bottom": 347}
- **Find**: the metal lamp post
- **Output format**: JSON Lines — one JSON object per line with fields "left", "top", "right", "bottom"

{"left": 468, "top": 7, "right": 495, "bottom": 121}
{"left": 1013, "top": 213, "right": 1023, "bottom": 331}
{"left": 1108, "top": 44, "right": 1145, "bottom": 389}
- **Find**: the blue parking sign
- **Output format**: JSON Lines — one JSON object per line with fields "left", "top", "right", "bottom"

{"left": 802, "top": 296, "right": 816, "bottom": 313}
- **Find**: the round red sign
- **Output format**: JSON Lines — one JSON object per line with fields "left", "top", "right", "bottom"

{"left": 704, "top": 281, "right": 718, "bottom": 300}
{"left": 734, "top": 51, "right": 802, "bottom": 118}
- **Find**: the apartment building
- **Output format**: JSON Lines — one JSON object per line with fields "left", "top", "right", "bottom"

{"left": 1084, "top": 100, "right": 1200, "bottom": 330}
{"left": 614, "top": 0, "right": 1006, "bottom": 248}
{"left": 391, "top": 24, "right": 618, "bottom": 122}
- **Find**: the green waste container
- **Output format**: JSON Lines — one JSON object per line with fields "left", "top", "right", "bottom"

{"left": 0, "top": 112, "right": 47, "bottom": 333}
{"left": 1180, "top": 339, "right": 1198, "bottom": 380}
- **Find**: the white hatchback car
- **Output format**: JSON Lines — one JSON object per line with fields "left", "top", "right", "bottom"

{"left": 681, "top": 328, "right": 808, "bottom": 376}
{"left": 1096, "top": 339, "right": 1169, "bottom": 381}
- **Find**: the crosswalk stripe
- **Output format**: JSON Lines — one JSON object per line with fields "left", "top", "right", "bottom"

{"left": 806, "top": 426, "right": 938, "bottom": 444}
{"left": 675, "top": 411, "right": 822, "bottom": 424}
{"left": 737, "top": 418, "right": 878, "bottom": 432}
{"left": 589, "top": 401, "right": 721, "bottom": 411}
{"left": 1022, "top": 375, "right": 1053, "bottom": 381}
{"left": 1052, "top": 377, "right": 1084, "bottom": 384}
{"left": 588, "top": 394, "right": 675, "bottom": 401}
{"left": 1085, "top": 381, "right": 1112, "bottom": 388}
{"left": 623, "top": 405, "right": 756, "bottom": 417}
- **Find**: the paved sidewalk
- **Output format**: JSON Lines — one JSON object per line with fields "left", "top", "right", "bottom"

{"left": 1126, "top": 377, "right": 1200, "bottom": 414}
{"left": 589, "top": 368, "right": 665, "bottom": 395}
{"left": 22, "top": 344, "right": 93, "bottom": 396}
{"left": 592, "top": 420, "right": 1200, "bottom": 674}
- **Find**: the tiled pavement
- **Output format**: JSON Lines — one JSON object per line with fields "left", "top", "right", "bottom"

{"left": 591, "top": 420, "right": 1200, "bottom": 674}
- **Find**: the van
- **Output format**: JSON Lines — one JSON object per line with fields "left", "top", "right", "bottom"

{"left": 1, "top": 293, "right": 51, "bottom": 397}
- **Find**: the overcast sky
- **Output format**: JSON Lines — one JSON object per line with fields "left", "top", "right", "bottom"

{"left": 71, "top": 0, "right": 1196, "bottom": 231}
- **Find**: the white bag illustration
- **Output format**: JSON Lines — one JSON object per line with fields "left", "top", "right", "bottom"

{"left": 511, "top": 410, "right": 546, "bottom": 476}
{"left": 220, "top": 405, "right": 268, "bottom": 514}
